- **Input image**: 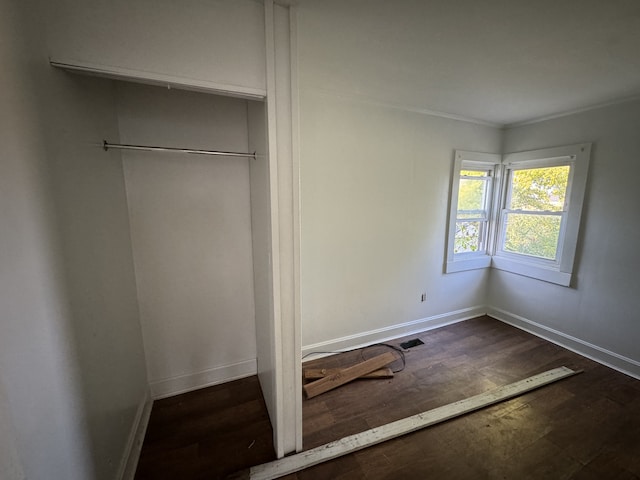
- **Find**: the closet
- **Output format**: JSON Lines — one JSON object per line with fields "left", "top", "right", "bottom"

{"left": 113, "top": 82, "right": 265, "bottom": 399}
{"left": 51, "top": 63, "right": 274, "bottom": 401}
{"left": 50, "top": 52, "right": 299, "bottom": 459}
{"left": 49, "top": 2, "right": 303, "bottom": 456}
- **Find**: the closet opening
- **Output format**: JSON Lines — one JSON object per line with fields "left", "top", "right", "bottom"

{"left": 114, "top": 80, "right": 278, "bottom": 474}
{"left": 53, "top": 61, "right": 281, "bottom": 473}
{"left": 113, "top": 82, "right": 267, "bottom": 402}
{"left": 52, "top": 43, "right": 303, "bottom": 465}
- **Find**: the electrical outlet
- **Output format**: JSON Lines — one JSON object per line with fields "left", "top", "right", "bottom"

{"left": 420, "top": 292, "right": 427, "bottom": 302}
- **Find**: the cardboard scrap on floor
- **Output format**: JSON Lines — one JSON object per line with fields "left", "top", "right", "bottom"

{"left": 303, "top": 351, "right": 396, "bottom": 399}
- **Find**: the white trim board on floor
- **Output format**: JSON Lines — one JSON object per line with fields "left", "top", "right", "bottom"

{"left": 487, "top": 307, "right": 640, "bottom": 380}
{"left": 245, "top": 366, "right": 580, "bottom": 480}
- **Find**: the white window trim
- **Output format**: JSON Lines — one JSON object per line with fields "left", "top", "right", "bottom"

{"left": 445, "top": 150, "right": 500, "bottom": 273}
{"left": 445, "top": 143, "right": 591, "bottom": 287}
{"left": 492, "top": 143, "right": 591, "bottom": 286}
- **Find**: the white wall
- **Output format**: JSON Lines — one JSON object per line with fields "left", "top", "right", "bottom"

{"left": 296, "top": 2, "right": 502, "bottom": 352}
{"left": 46, "top": 0, "right": 266, "bottom": 96}
{"left": 0, "top": 377, "right": 24, "bottom": 479}
{"left": 0, "top": 5, "right": 87, "bottom": 478}
{"left": 48, "top": 74, "right": 150, "bottom": 480}
{"left": 0, "top": 0, "right": 148, "bottom": 478}
{"left": 299, "top": 91, "right": 501, "bottom": 349}
{"left": 118, "top": 83, "right": 257, "bottom": 398}
{"left": 490, "top": 100, "right": 640, "bottom": 373}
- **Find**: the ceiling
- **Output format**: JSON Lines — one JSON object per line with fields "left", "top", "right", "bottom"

{"left": 297, "top": 0, "right": 640, "bottom": 126}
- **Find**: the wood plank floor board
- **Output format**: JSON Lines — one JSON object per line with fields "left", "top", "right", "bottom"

{"left": 495, "top": 436, "right": 584, "bottom": 480}
{"left": 134, "top": 376, "right": 276, "bottom": 480}
{"left": 135, "top": 316, "right": 640, "bottom": 479}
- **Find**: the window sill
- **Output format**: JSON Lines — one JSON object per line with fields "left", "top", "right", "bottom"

{"left": 491, "top": 256, "right": 571, "bottom": 286}
{"left": 445, "top": 255, "right": 492, "bottom": 273}
{"left": 445, "top": 255, "right": 573, "bottom": 286}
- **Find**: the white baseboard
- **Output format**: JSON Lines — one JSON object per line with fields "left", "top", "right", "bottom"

{"left": 488, "top": 306, "right": 640, "bottom": 380}
{"left": 301, "top": 305, "right": 640, "bottom": 381}
{"left": 302, "top": 306, "right": 487, "bottom": 360}
{"left": 118, "top": 389, "right": 153, "bottom": 480}
{"left": 149, "top": 358, "right": 258, "bottom": 399}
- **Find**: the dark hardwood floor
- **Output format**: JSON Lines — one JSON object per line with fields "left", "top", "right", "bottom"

{"left": 134, "top": 375, "right": 276, "bottom": 480}
{"left": 135, "top": 316, "right": 640, "bottom": 479}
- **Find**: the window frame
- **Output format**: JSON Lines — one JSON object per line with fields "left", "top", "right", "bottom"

{"left": 491, "top": 144, "right": 591, "bottom": 286}
{"left": 444, "top": 144, "right": 591, "bottom": 286}
{"left": 445, "top": 150, "right": 500, "bottom": 273}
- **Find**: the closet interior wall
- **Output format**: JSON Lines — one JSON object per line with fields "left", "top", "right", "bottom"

{"left": 115, "top": 82, "right": 260, "bottom": 399}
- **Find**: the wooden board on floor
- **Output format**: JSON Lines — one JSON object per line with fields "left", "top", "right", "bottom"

{"left": 303, "top": 367, "right": 394, "bottom": 381}
{"left": 248, "top": 366, "right": 581, "bottom": 480}
{"left": 303, "top": 351, "right": 397, "bottom": 399}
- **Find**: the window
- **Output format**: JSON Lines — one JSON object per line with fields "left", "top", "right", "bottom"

{"left": 445, "top": 151, "right": 500, "bottom": 273}
{"left": 455, "top": 169, "right": 491, "bottom": 254}
{"left": 445, "top": 144, "right": 591, "bottom": 286}
{"left": 499, "top": 164, "right": 570, "bottom": 260}
{"left": 492, "top": 144, "right": 591, "bottom": 286}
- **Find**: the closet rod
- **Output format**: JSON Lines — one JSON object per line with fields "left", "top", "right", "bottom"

{"left": 103, "top": 141, "right": 256, "bottom": 159}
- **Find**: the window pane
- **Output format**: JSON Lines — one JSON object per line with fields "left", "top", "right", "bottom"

{"left": 454, "top": 221, "right": 482, "bottom": 253}
{"left": 458, "top": 178, "right": 487, "bottom": 212}
{"left": 509, "top": 166, "right": 570, "bottom": 212}
{"left": 503, "top": 213, "right": 562, "bottom": 260}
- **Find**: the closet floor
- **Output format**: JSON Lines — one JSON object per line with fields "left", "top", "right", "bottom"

{"left": 134, "top": 375, "right": 276, "bottom": 480}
